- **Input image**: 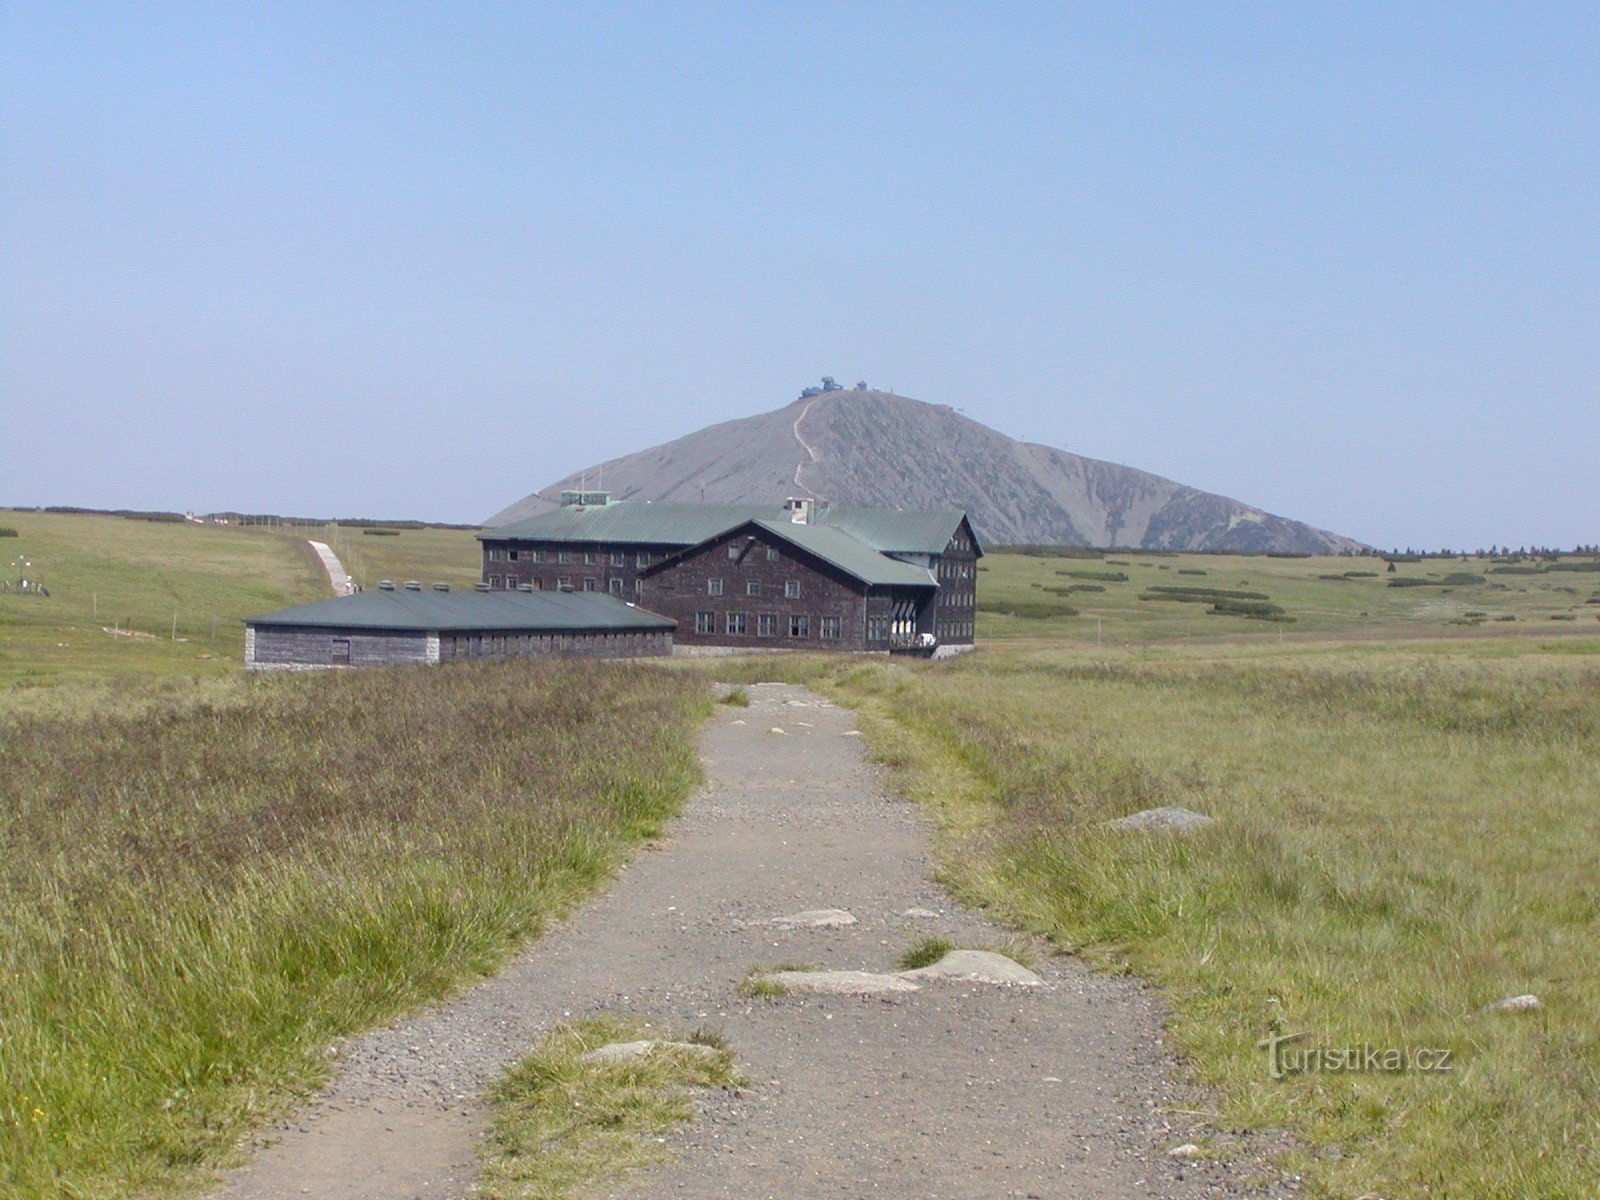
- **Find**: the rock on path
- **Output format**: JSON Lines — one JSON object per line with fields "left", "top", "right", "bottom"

{"left": 214, "top": 682, "right": 1279, "bottom": 1200}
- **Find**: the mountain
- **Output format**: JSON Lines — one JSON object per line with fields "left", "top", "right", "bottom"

{"left": 484, "top": 389, "right": 1362, "bottom": 553}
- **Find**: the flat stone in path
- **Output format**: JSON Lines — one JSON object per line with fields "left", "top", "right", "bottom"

{"left": 763, "top": 970, "right": 921, "bottom": 996}
{"left": 581, "top": 1040, "right": 721, "bottom": 1065}
{"left": 898, "top": 949, "right": 1044, "bottom": 987}
{"left": 770, "top": 908, "right": 857, "bottom": 929}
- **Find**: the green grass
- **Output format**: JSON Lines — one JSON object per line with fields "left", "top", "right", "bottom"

{"left": 896, "top": 935, "right": 957, "bottom": 970}
{"left": 481, "top": 1018, "right": 737, "bottom": 1200}
{"left": 977, "top": 550, "right": 1600, "bottom": 642}
{"left": 0, "top": 511, "right": 485, "bottom": 694}
{"left": 0, "top": 660, "right": 708, "bottom": 1199}
{"left": 719, "top": 686, "right": 750, "bottom": 707}
{"left": 791, "top": 641, "right": 1600, "bottom": 1198}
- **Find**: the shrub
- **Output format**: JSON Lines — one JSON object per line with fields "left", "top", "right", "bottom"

{"left": 1207, "top": 599, "right": 1293, "bottom": 621}
{"left": 1056, "top": 569, "right": 1128, "bottom": 582}
{"left": 977, "top": 600, "right": 1078, "bottom": 619}
{"left": 1143, "top": 586, "right": 1270, "bottom": 601}
{"left": 361, "top": 528, "right": 400, "bottom": 536}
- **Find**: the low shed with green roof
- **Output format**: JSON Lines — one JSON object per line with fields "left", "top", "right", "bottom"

{"left": 244, "top": 584, "right": 674, "bottom": 670}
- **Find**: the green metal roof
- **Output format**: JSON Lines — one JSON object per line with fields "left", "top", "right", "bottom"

{"left": 642, "top": 520, "right": 936, "bottom": 589}
{"left": 813, "top": 507, "right": 977, "bottom": 556}
{"left": 482, "top": 500, "right": 977, "bottom": 556}
{"left": 244, "top": 590, "right": 675, "bottom": 632}
{"left": 483, "top": 501, "right": 788, "bottom": 546}
{"left": 749, "top": 521, "right": 937, "bottom": 587}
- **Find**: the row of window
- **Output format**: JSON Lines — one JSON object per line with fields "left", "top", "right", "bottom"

{"left": 936, "top": 558, "right": 975, "bottom": 580}
{"left": 692, "top": 611, "right": 842, "bottom": 639}
{"left": 936, "top": 620, "right": 975, "bottom": 639}
{"left": 486, "top": 547, "right": 660, "bottom": 568}
{"left": 938, "top": 589, "right": 974, "bottom": 607}
{"left": 486, "top": 575, "right": 638, "bottom": 596}
{"left": 706, "top": 578, "right": 801, "bottom": 598}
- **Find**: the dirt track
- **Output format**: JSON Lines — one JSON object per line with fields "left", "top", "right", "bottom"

{"left": 217, "top": 683, "right": 1285, "bottom": 1199}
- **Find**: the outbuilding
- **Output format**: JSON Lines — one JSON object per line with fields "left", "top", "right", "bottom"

{"left": 244, "top": 583, "right": 674, "bottom": 670}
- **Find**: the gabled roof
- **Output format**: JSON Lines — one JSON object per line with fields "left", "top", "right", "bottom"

{"left": 814, "top": 507, "right": 979, "bottom": 557}
{"left": 643, "top": 520, "right": 936, "bottom": 589}
{"left": 244, "top": 590, "right": 674, "bottom": 632}
{"left": 483, "top": 500, "right": 979, "bottom": 557}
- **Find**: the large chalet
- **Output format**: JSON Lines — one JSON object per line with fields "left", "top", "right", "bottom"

{"left": 479, "top": 493, "right": 980, "bottom": 653}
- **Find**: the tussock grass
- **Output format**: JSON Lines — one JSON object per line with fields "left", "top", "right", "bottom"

{"left": 897, "top": 936, "right": 958, "bottom": 970}
{"left": 481, "top": 1017, "right": 737, "bottom": 1200}
{"left": 719, "top": 686, "right": 750, "bottom": 707}
{"left": 809, "top": 646, "right": 1600, "bottom": 1198}
{"left": 0, "top": 660, "right": 707, "bottom": 1198}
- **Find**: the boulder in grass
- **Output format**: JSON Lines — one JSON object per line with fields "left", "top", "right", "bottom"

{"left": 1105, "top": 805, "right": 1214, "bottom": 833}
{"left": 1481, "top": 993, "right": 1542, "bottom": 1014}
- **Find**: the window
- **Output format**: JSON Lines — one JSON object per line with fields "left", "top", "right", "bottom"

{"left": 789, "top": 615, "right": 809, "bottom": 638}
{"left": 508, "top": 549, "right": 519, "bottom": 562}
{"left": 487, "top": 575, "right": 500, "bottom": 588}
{"left": 558, "top": 550, "right": 572, "bottom": 564}
{"left": 609, "top": 578, "right": 624, "bottom": 595}
{"left": 695, "top": 611, "right": 715, "bottom": 634}
{"left": 530, "top": 548, "right": 544, "bottom": 563}
{"left": 557, "top": 576, "right": 572, "bottom": 591}
{"left": 488, "top": 548, "right": 502, "bottom": 562}
{"left": 634, "top": 578, "right": 643, "bottom": 594}
{"left": 583, "top": 577, "right": 596, "bottom": 592}
{"left": 746, "top": 580, "right": 760, "bottom": 596}
{"left": 584, "top": 551, "right": 597, "bottom": 565}
{"left": 784, "top": 580, "right": 801, "bottom": 598}
{"left": 726, "top": 612, "right": 747, "bottom": 635}
{"left": 765, "top": 546, "right": 780, "bottom": 562}
{"left": 820, "top": 616, "right": 841, "bottom": 639}
{"left": 708, "top": 578, "right": 723, "bottom": 596}
{"left": 727, "top": 543, "right": 740, "bottom": 559}
{"left": 757, "top": 612, "right": 777, "bottom": 637}
{"left": 868, "top": 617, "right": 888, "bottom": 641}
{"left": 611, "top": 551, "right": 626, "bottom": 567}
{"left": 636, "top": 551, "right": 651, "bottom": 568}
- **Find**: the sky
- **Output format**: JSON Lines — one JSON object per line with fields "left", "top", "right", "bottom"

{"left": 3, "top": 3, "right": 1596, "bottom": 549}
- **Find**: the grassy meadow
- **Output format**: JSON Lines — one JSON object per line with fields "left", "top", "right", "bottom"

{"left": 0, "top": 511, "right": 483, "bottom": 693}
{"left": 5, "top": 510, "right": 1598, "bottom": 1197}
{"left": 0, "top": 660, "right": 707, "bottom": 1199}
{"left": 977, "top": 547, "right": 1600, "bottom": 643}
{"left": 706, "top": 637, "right": 1600, "bottom": 1198}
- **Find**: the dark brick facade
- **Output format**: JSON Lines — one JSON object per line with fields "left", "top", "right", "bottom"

{"left": 480, "top": 539, "right": 666, "bottom": 600}
{"left": 639, "top": 524, "right": 931, "bottom": 652}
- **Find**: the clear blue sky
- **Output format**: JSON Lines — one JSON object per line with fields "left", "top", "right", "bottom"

{"left": 4, "top": 3, "right": 1595, "bottom": 548}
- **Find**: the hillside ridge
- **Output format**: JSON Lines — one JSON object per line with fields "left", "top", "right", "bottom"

{"left": 486, "top": 390, "right": 1361, "bottom": 553}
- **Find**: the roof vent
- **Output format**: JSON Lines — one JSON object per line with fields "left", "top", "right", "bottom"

{"left": 474, "top": 582, "right": 490, "bottom": 592}
{"left": 377, "top": 579, "right": 395, "bottom": 590}
{"left": 560, "top": 489, "right": 610, "bottom": 508}
{"left": 404, "top": 580, "right": 422, "bottom": 590}
{"left": 784, "top": 497, "right": 814, "bottom": 525}
{"left": 432, "top": 582, "right": 449, "bottom": 591}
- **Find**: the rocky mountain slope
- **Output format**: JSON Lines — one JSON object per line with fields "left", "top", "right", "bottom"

{"left": 485, "top": 390, "right": 1361, "bottom": 552}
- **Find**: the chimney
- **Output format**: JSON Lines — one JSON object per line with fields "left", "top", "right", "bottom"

{"left": 784, "top": 497, "right": 814, "bottom": 525}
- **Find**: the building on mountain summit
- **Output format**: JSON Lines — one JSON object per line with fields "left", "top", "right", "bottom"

{"left": 479, "top": 493, "right": 980, "bottom": 654}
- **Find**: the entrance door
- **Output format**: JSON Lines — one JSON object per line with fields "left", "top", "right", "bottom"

{"left": 332, "top": 638, "right": 351, "bottom": 665}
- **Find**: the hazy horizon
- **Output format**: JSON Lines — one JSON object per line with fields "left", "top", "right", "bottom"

{"left": 4, "top": 5, "right": 1595, "bottom": 548}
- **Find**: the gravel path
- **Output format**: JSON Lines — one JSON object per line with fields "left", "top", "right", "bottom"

{"left": 216, "top": 683, "right": 1288, "bottom": 1199}
{"left": 306, "top": 540, "right": 354, "bottom": 596}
